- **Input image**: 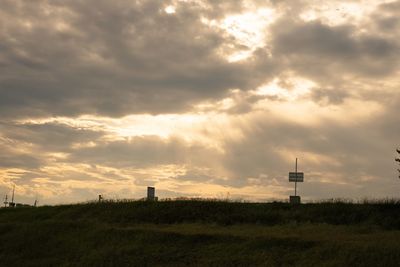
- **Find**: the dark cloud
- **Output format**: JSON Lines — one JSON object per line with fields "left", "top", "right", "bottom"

{"left": 310, "top": 87, "right": 350, "bottom": 105}
{"left": 271, "top": 19, "right": 400, "bottom": 82}
{"left": 0, "top": 151, "right": 42, "bottom": 169}
{"left": 379, "top": 1, "right": 400, "bottom": 12}
{"left": 0, "top": 122, "right": 105, "bottom": 152}
{"left": 0, "top": 0, "right": 398, "bottom": 120}
{"left": 376, "top": 17, "right": 400, "bottom": 31}
{"left": 369, "top": 1, "right": 400, "bottom": 36}
{"left": 0, "top": 0, "right": 275, "bottom": 119}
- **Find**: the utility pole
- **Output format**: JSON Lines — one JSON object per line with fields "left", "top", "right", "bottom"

{"left": 295, "top": 158, "right": 298, "bottom": 197}
{"left": 288, "top": 158, "right": 304, "bottom": 204}
{"left": 9, "top": 185, "right": 15, "bottom": 208}
{"left": 3, "top": 194, "right": 8, "bottom": 208}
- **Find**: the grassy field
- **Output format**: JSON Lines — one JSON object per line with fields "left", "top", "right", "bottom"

{"left": 0, "top": 200, "right": 400, "bottom": 266}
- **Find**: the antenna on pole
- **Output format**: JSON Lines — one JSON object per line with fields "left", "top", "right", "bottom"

{"left": 295, "top": 158, "right": 298, "bottom": 197}
{"left": 3, "top": 194, "right": 8, "bottom": 208}
{"left": 9, "top": 185, "right": 15, "bottom": 208}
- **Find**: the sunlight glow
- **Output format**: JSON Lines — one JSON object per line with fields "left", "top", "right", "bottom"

{"left": 15, "top": 113, "right": 242, "bottom": 153}
{"left": 255, "top": 76, "right": 316, "bottom": 100}
{"left": 203, "top": 7, "right": 279, "bottom": 62}
{"left": 164, "top": 5, "right": 176, "bottom": 14}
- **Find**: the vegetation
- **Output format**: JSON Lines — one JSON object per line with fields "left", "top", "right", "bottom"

{"left": 1, "top": 200, "right": 400, "bottom": 266}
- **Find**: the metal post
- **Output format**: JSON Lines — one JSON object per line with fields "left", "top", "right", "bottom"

{"left": 11, "top": 185, "right": 15, "bottom": 204}
{"left": 295, "top": 158, "right": 298, "bottom": 197}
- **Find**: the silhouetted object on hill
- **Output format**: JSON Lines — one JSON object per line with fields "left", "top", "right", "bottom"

{"left": 396, "top": 148, "right": 400, "bottom": 178}
{"left": 3, "top": 194, "right": 8, "bottom": 208}
{"left": 289, "top": 158, "right": 304, "bottom": 204}
{"left": 8, "top": 185, "right": 15, "bottom": 208}
{"left": 147, "top": 187, "right": 158, "bottom": 201}
{"left": 98, "top": 195, "right": 103, "bottom": 203}
{"left": 2, "top": 185, "right": 35, "bottom": 208}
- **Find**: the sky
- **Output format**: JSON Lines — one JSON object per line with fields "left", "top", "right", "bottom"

{"left": 0, "top": 0, "right": 399, "bottom": 205}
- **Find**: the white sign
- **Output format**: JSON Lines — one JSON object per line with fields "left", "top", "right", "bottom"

{"left": 289, "top": 172, "right": 304, "bottom": 182}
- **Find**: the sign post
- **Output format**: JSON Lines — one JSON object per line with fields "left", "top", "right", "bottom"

{"left": 288, "top": 158, "right": 304, "bottom": 204}
{"left": 295, "top": 158, "right": 297, "bottom": 196}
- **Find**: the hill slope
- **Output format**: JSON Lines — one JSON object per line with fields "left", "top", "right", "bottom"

{"left": 0, "top": 200, "right": 400, "bottom": 266}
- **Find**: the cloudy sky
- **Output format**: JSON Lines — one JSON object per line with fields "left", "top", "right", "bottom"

{"left": 1, "top": 0, "right": 399, "bottom": 205}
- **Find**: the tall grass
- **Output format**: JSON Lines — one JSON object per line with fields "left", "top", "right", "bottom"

{"left": 1, "top": 199, "right": 400, "bottom": 228}
{"left": 1, "top": 200, "right": 400, "bottom": 266}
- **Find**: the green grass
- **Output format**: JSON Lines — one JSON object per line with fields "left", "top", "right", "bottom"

{"left": 1, "top": 200, "right": 400, "bottom": 266}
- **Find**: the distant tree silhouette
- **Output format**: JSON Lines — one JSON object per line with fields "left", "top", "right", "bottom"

{"left": 396, "top": 148, "right": 400, "bottom": 178}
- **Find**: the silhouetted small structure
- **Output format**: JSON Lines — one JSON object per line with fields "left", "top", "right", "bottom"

{"left": 290, "top": 196, "right": 301, "bottom": 204}
{"left": 3, "top": 194, "right": 8, "bottom": 208}
{"left": 147, "top": 187, "right": 158, "bottom": 201}
{"left": 2, "top": 185, "right": 34, "bottom": 208}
